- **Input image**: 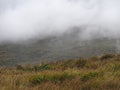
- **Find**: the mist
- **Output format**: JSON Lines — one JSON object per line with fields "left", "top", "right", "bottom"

{"left": 0, "top": 0, "right": 120, "bottom": 43}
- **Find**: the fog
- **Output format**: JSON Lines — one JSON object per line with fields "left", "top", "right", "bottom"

{"left": 0, "top": 0, "right": 120, "bottom": 43}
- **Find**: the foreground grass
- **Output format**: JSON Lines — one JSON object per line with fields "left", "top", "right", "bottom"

{"left": 0, "top": 54, "right": 120, "bottom": 90}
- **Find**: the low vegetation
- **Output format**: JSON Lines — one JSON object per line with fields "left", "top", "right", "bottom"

{"left": 0, "top": 54, "right": 120, "bottom": 90}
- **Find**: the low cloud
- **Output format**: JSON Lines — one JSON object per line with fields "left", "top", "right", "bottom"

{"left": 0, "top": 0, "right": 120, "bottom": 43}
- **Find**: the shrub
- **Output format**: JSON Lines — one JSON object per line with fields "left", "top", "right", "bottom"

{"left": 29, "top": 75, "right": 47, "bottom": 85}
{"left": 75, "top": 59, "right": 86, "bottom": 68}
{"left": 81, "top": 72, "right": 99, "bottom": 82}
{"left": 33, "top": 64, "right": 51, "bottom": 71}
{"left": 100, "top": 54, "right": 114, "bottom": 60}
{"left": 16, "top": 65, "right": 24, "bottom": 70}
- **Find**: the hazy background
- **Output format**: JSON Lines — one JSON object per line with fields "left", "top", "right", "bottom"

{"left": 0, "top": 0, "right": 120, "bottom": 66}
{"left": 0, "top": 0, "right": 120, "bottom": 43}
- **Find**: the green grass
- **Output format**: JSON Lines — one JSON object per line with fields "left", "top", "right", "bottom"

{"left": 29, "top": 72, "right": 76, "bottom": 85}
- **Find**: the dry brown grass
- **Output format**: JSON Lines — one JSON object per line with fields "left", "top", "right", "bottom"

{"left": 0, "top": 54, "right": 120, "bottom": 90}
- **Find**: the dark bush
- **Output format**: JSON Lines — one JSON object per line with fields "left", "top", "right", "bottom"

{"left": 75, "top": 59, "right": 86, "bottom": 68}
{"left": 100, "top": 54, "right": 115, "bottom": 60}
{"left": 16, "top": 65, "right": 24, "bottom": 70}
{"left": 34, "top": 64, "right": 51, "bottom": 71}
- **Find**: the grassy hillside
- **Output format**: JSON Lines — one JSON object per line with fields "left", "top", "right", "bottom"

{"left": 0, "top": 54, "right": 120, "bottom": 90}
{"left": 0, "top": 36, "right": 118, "bottom": 66}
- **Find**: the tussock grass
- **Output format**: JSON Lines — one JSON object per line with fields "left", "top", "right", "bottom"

{"left": 0, "top": 54, "right": 120, "bottom": 90}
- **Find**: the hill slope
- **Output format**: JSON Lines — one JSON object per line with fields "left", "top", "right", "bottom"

{"left": 0, "top": 30, "right": 118, "bottom": 66}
